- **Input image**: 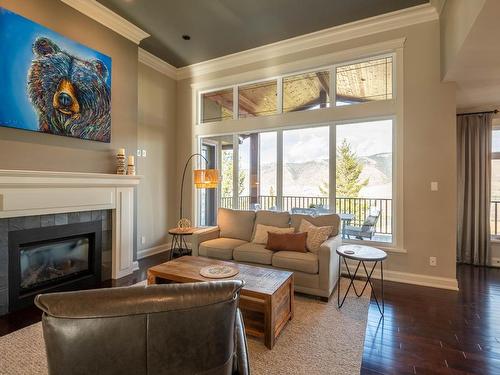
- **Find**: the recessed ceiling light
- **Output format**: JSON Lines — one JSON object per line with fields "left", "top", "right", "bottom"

{"left": 182, "top": 35, "right": 191, "bottom": 41}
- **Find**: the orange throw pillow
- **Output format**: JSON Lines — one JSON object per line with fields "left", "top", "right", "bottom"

{"left": 266, "top": 232, "right": 308, "bottom": 253}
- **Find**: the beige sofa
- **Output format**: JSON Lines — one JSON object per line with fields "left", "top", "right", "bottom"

{"left": 191, "top": 208, "right": 341, "bottom": 300}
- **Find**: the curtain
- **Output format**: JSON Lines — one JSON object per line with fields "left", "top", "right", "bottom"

{"left": 457, "top": 113, "right": 493, "bottom": 266}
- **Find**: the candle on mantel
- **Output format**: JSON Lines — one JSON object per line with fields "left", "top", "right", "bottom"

{"left": 117, "top": 148, "right": 125, "bottom": 156}
{"left": 128, "top": 155, "right": 135, "bottom": 166}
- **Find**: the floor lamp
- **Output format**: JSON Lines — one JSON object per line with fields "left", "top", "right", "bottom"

{"left": 178, "top": 153, "right": 219, "bottom": 229}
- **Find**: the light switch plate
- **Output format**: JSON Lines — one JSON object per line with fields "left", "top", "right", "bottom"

{"left": 431, "top": 182, "right": 438, "bottom": 191}
{"left": 136, "top": 149, "right": 141, "bottom": 157}
{"left": 142, "top": 149, "right": 147, "bottom": 157}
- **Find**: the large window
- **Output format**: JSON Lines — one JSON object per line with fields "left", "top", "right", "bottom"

{"left": 199, "top": 119, "right": 394, "bottom": 243}
{"left": 198, "top": 54, "right": 394, "bottom": 124}
{"left": 336, "top": 120, "right": 393, "bottom": 242}
{"left": 491, "top": 127, "right": 500, "bottom": 239}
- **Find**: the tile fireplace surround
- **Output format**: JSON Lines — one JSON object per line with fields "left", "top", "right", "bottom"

{"left": 0, "top": 169, "right": 141, "bottom": 314}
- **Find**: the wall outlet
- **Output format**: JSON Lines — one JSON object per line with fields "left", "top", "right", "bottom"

{"left": 142, "top": 149, "right": 147, "bottom": 157}
{"left": 136, "top": 149, "right": 141, "bottom": 157}
{"left": 492, "top": 257, "right": 500, "bottom": 267}
{"left": 431, "top": 182, "right": 438, "bottom": 191}
{"left": 429, "top": 256, "right": 437, "bottom": 266}
{"left": 141, "top": 236, "right": 146, "bottom": 245}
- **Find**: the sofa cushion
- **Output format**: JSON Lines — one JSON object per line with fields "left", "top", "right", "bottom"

{"left": 298, "top": 219, "right": 333, "bottom": 254}
{"left": 251, "top": 210, "right": 291, "bottom": 240}
{"left": 253, "top": 224, "right": 295, "bottom": 244}
{"left": 233, "top": 243, "right": 274, "bottom": 265}
{"left": 218, "top": 208, "right": 255, "bottom": 241}
{"left": 272, "top": 251, "right": 319, "bottom": 274}
{"left": 266, "top": 232, "right": 308, "bottom": 253}
{"left": 199, "top": 238, "right": 247, "bottom": 260}
{"left": 291, "top": 214, "right": 340, "bottom": 237}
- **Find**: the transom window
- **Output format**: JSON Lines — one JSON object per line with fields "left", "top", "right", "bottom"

{"left": 199, "top": 54, "right": 394, "bottom": 124}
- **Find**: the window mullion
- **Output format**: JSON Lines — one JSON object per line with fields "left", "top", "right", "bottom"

{"left": 329, "top": 124, "right": 336, "bottom": 212}
{"left": 276, "top": 130, "right": 284, "bottom": 211}
{"left": 232, "top": 134, "right": 239, "bottom": 209}
{"left": 277, "top": 77, "right": 283, "bottom": 114}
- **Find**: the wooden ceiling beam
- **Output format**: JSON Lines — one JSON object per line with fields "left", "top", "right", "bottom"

{"left": 315, "top": 72, "right": 330, "bottom": 95}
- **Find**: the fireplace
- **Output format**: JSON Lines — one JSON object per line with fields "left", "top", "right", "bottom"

{"left": 8, "top": 221, "right": 102, "bottom": 311}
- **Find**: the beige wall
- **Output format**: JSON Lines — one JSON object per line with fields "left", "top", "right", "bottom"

{"left": 0, "top": 0, "right": 138, "bottom": 173}
{"left": 440, "top": 0, "right": 486, "bottom": 80}
{"left": 176, "top": 20, "right": 458, "bottom": 283}
{"left": 137, "top": 63, "right": 177, "bottom": 252}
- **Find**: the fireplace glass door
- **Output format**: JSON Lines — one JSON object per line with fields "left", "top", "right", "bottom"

{"left": 19, "top": 237, "right": 90, "bottom": 293}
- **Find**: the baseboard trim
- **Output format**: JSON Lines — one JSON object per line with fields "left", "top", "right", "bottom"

{"left": 137, "top": 243, "right": 171, "bottom": 260}
{"left": 341, "top": 265, "right": 459, "bottom": 291}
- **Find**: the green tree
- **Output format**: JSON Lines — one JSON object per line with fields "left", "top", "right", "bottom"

{"left": 318, "top": 181, "right": 328, "bottom": 197}
{"left": 334, "top": 139, "right": 368, "bottom": 198}
{"left": 221, "top": 151, "right": 246, "bottom": 197}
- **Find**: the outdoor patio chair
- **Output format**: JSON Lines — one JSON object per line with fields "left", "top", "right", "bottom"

{"left": 343, "top": 208, "right": 380, "bottom": 240}
{"left": 291, "top": 207, "right": 317, "bottom": 215}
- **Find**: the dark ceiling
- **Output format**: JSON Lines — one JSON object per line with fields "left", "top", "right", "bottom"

{"left": 97, "top": 0, "right": 428, "bottom": 68}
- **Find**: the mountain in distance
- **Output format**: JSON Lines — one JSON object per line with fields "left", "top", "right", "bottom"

{"left": 256, "top": 152, "right": 392, "bottom": 198}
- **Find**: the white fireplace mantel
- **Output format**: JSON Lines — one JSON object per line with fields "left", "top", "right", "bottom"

{"left": 0, "top": 169, "right": 142, "bottom": 279}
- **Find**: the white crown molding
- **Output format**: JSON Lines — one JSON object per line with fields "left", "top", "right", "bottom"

{"left": 138, "top": 48, "right": 177, "bottom": 79}
{"left": 176, "top": 3, "right": 438, "bottom": 80}
{"left": 60, "top": 0, "right": 150, "bottom": 44}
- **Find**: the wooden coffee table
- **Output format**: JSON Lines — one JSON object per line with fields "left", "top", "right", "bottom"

{"left": 147, "top": 256, "right": 294, "bottom": 349}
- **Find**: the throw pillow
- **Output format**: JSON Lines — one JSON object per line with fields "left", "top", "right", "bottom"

{"left": 299, "top": 219, "right": 333, "bottom": 253}
{"left": 265, "top": 232, "right": 308, "bottom": 253}
{"left": 253, "top": 224, "right": 295, "bottom": 244}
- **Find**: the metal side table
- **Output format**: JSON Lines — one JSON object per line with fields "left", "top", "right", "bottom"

{"left": 336, "top": 244, "right": 387, "bottom": 315}
{"left": 168, "top": 227, "right": 196, "bottom": 260}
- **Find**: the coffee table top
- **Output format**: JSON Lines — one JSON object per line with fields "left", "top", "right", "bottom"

{"left": 337, "top": 244, "right": 387, "bottom": 261}
{"left": 148, "top": 256, "right": 293, "bottom": 296}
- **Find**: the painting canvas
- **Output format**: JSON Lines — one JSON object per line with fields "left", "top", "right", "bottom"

{"left": 0, "top": 7, "right": 112, "bottom": 143}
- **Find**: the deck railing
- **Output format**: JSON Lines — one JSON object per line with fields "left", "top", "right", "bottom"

{"left": 220, "top": 195, "right": 392, "bottom": 235}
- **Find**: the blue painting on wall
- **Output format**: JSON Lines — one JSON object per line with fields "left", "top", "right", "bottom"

{"left": 0, "top": 7, "right": 112, "bottom": 143}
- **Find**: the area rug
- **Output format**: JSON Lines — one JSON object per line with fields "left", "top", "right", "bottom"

{"left": 0, "top": 278, "right": 370, "bottom": 375}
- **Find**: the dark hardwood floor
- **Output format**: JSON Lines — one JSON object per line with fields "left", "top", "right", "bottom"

{"left": 1, "top": 255, "right": 500, "bottom": 374}
{"left": 361, "top": 265, "right": 500, "bottom": 374}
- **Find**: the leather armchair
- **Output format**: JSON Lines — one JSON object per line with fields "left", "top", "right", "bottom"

{"left": 35, "top": 280, "right": 250, "bottom": 375}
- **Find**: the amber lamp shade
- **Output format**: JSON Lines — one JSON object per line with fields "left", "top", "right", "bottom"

{"left": 194, "top": 169, "right": 219, "bottom": 188}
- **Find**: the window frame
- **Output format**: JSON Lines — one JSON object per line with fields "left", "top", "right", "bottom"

{"left": 192, "top": 42, "right": 405, "bottom": 253}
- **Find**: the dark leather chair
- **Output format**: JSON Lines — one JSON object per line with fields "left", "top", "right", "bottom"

{"left": 35, "top": 280, "right": 250, "bottom": 375}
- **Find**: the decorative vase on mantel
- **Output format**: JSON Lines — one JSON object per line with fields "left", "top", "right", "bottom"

{"left": 116, "top": 148, "right": 126, "bottom": 175}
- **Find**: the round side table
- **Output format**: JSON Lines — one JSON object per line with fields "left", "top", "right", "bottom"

{"left": 168, "top": 227, "right": 196, "bottom": 260}
{"left": 336, "top": 244, "right": 387, "bottom": 315}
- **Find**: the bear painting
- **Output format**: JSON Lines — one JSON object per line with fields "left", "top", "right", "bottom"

{"left": 0, "top": 7, "right": 112, "bottom": 143}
